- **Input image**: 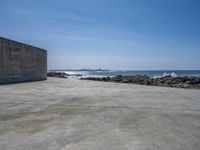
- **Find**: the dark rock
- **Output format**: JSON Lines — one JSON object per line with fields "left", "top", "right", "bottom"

{"left": 111, "top": 75, "right": 123, "bottom": 82}
{"left": 115, "top": 75, "right": 123, "bottom": 78}
{"left": 68, "top": 74, "right": 82, "bottom": 77}
{"left": 80, "top": 77, "right": 99, "bottom": 81}
{"left": 101, "top": 77, "right": 111, "bottom": 82}
{"left": 80, "top": 75, "right": 200, "bottom": 90}
{"left": 47, "top": 72, "right": 68, "bottom": 78}
{"left": 191, "top": 78, "right": 200, "bottom": 84}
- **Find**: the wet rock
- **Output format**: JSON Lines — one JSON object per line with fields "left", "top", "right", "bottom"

{"left": 111, "top": 75, "right": 123, "bottom": 82}
{"left": 47, "top": 72, "right": 68, "bottom": 78}
{"left": 68, "top": 74, "right": 82, "bottom": 77}
{"left": 81, "top": 75, "right": 200, "bottom": 89}
{"left": 101, "top": 77, "right": 111, "bottom": 82}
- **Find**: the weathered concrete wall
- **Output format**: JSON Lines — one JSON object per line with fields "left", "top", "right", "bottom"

{"left": 0, "top": 37, "right": 47, "bottom": 84}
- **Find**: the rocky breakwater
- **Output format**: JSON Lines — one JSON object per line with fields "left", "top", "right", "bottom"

{"left": 47, "top": 72, "right": 83, "bottom": 79}
{"left": 81, "top": 75, "right": 200, "bottom": 89}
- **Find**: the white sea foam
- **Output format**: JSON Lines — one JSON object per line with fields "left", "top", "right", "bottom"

{"left": 152, "top": 75, "right": 162, "bottom": 79}
{"left": 163, "top": 72, "right": 177, "bottom": 77}
{"left": 64, "top": 71, "right": 83, "bottom": 76}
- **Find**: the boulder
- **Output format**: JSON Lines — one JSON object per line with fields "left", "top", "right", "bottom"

{"left": 47, "top": 72, "right": 68, "bottom": 78}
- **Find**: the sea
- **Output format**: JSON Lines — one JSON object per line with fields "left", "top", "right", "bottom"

{"left": 52, "top": 70, "right": 200, "bottom": 79}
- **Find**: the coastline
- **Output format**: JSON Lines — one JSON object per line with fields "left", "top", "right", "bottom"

{"left": 81, "top": 75, "right": 200, "bottom": 90}
{"left": 47, "top": 71, "right": 200, "bottom": 90}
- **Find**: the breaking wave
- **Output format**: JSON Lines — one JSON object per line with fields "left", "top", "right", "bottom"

{"left": 163, "top": 72, "right": 177, "bottom": 77}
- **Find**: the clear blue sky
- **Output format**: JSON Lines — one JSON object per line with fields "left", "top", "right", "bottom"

{"left": 1, "top": 0, "right": 200, "bottom": 70}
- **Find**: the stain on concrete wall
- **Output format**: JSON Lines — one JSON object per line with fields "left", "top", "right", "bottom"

{"left": 0, "top": 37, "right": 47, "bottom": 84}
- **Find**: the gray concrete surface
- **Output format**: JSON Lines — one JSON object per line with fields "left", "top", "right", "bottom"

{"left": 0, "top": 37, "right": 47, "bottom": 84}
{"left": 0, "top": 78, "right": 200, "bottom": 150}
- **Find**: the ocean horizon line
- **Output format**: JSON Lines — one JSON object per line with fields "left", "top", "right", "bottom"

{"left": 48, "top": 69, "right": 200, "bottom": 71}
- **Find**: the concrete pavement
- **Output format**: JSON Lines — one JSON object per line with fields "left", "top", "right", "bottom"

{"left": 0, "top": 78, "right": 200, "bottom": 150}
